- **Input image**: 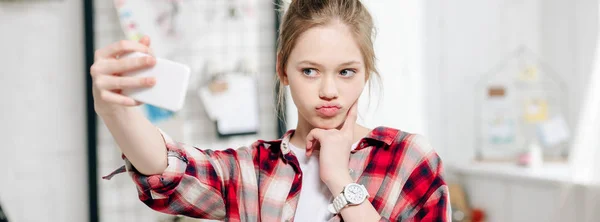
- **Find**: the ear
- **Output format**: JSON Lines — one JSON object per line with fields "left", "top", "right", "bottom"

{"left": 276, "top": 55, "right": 289, "bottom": 86}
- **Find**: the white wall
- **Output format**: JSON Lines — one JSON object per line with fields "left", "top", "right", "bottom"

{"left": 431, "top": 0, "right": 544, "bottom": 164}
{"left": 426, "top": 0, "right": 596, "bottom": 165}
{"left": 361, "top": 0, "right": 427, "bottom": 135}
{"left": 432, "top": 0, "right": 599, "bottom": 221}
{"left": 0, "top": 1, "right": 87, "bottom": 222}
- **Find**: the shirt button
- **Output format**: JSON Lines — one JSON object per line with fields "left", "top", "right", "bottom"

{"left": 282, "top": 143, "right": 289, "bottom": 151}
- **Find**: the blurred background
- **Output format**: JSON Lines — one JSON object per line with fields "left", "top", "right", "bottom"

{"left": 1, "top": 0, "right": 599, "bottom": 222}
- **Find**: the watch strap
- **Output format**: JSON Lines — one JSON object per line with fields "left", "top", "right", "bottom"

{"left": 328, "top": 192, "right": 347, "bottom": 214}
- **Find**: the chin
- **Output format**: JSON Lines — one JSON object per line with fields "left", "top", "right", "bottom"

{"left": 309, "top": 115, "right": 344, "bottom": 129}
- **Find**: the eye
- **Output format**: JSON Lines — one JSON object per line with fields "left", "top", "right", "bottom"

{"left": 340, "top": 69, "right": 356, "bottom": 77}
{"left": 302, "top": 68, "right": 318, "bottom": 77}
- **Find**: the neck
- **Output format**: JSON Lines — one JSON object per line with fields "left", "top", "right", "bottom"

{"left": 289, "top": 113, "right": 371, "bottom": 149}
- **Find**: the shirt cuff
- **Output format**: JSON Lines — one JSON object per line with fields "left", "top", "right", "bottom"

{"left": 104, "top": 127, "right": 189, "bottom": 200}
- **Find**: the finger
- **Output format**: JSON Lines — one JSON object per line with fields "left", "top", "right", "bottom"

{"left": 138, "top": 36, "right": 151, "bottom": 47}
{"left": 306, "top": 140, "right": 320, "bottom": 157}
{"left": 305, "top": 128, "right": 324, "bottom": 156}
{"left": 341, "top": 101, "right": 358, "bottom": 134}
{"left": 138, "top": 36, "right": 155, "bottom": 56}
{"left": 91, "top": 56, "right": 156, "bottom": 76}
{"left": 94, "top": 75, "right": 156, "bottom": 90}
{"left": 98, "top": 90, "right": 140, "bottom": 106}
{"left": 95, "top": 40, "right": 151, "bottom": 59}
{"left": 306, "top": 141, "right": 321, "bottom": 157}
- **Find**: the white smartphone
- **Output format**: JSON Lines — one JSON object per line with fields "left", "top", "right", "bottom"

{"left": 120, "top": 52, "right": 191, "bottom": 111}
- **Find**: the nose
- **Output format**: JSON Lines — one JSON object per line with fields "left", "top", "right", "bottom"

{"left": 319, "top": 76, "right": 338, "bottom": 100}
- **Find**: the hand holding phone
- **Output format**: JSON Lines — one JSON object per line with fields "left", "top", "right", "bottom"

{"left": 91, "top": 38, "right": 191, "bottom": 115}
{"left": 120, "top": 52, "right": 191, "bottom": 111}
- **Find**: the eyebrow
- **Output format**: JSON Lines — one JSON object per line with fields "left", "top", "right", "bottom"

{"left": 297, "top": 60, "right": 362, "bottom": 68}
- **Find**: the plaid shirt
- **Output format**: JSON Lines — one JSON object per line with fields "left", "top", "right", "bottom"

{"left": 103, "top": 126, "right": 449, "bottom": 222}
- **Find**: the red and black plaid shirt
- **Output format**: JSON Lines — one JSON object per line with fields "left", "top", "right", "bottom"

{"left": 104, "top": 126, "right": 449, "bottom": 221}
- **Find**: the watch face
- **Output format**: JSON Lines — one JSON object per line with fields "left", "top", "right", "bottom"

{"left": 344, "top": 184, "right": 367, "bottom": 204}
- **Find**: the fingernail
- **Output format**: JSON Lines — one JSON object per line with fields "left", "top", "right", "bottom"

{"left": 146, "top": 57, "right": 155, "bottom": 65}
{"left": 147, "top": 77, "right": 156, "bottom": 85}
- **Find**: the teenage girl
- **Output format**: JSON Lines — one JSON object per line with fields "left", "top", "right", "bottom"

{"left": 95, "top": 0, "right": 449, "bottom": 221}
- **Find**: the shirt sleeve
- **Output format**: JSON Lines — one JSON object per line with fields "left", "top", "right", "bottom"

{"left": 379, "top": 134, "right": 449, "bottom": 222}
{"left": 400, "top": 151, "right": 449, "bottom": 222}
{"left": 102, "top": 127, "right": 253, "bottom": 220}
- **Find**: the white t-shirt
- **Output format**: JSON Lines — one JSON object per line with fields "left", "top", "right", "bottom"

{"left": 288, "top": 141, "right": 359, "bottom": 221}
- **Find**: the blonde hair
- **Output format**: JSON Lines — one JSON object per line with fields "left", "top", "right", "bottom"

{"left": 276, "top": 0, "right": 379, "bottom": 119}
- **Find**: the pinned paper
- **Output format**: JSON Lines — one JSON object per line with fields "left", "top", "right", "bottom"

{"left": 113, "top": 0, "right": 187, "bottom": 57}
{"left": 485, "top": 86, "right": 516, "bottom": 145}
{"left": 518, "top": 66, "right": 539, "bottom": 82}
{"left": 198, "top": 73, "right": 259, "bottom": 136}
{"left": 143, "top": 105, "right": 174, "bottom": 124}
{"left": 488, "top": 116, "right": 516, "bottom": 144}
{"left": 537, "top": 115, "right": 571, "bottom": 148}
{"left": 198, "top": 86, "right": 221, "bottom": 121}
{"left": 524, "top": 98, "right": 549, "bottom": 123}
{"left": 114, "top": 0, "right": 185, "bottom": 123}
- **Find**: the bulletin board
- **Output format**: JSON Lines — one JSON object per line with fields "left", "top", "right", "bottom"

{"left": 113, "top": 0, "right": 263, "bottom": 137}
{"left": 474, "top": 46, "right": 571, "bottom": 162}
{"left": 87, "top": 0, "right": 280, "bottom": 221}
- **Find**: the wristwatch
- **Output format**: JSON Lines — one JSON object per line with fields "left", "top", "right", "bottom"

{"left": 327, "top": 183, "right": 370, "bottom": 214}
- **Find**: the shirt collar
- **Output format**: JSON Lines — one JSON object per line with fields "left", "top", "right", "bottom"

{"left": 263, "top": 126, "right": 398, "bottom": 161}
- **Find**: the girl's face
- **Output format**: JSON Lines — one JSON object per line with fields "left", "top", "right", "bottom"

{"left": 280, "top": 20, "right": 367, "bottom": 129}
